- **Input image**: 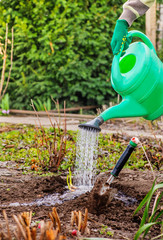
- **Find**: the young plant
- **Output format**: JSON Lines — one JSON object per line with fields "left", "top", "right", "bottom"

{"left": 1, "top": 93, "right": 9, "bottom": 115}
{"left": 134, "top": 180, "right": 163, "bottom": 240}
{"left": 32, "top": 98, "right": 52, "bottom": 111}
{"left": 99, "top": 225, "right": 114, "bottom": 237}
{"left": 31, "top": 99, "right": 68, "bottom": 172}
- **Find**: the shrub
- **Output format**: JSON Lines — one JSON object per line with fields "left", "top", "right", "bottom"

{"left": 0, "top": 0, "right": 145, "bottom": 110}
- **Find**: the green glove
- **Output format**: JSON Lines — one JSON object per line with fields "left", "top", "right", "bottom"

{"left": 111, "top": 20, "right": 132, "bottom": 55}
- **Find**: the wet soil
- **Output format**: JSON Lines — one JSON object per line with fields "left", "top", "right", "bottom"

{"left": 0, "top": 160, "right": 162, "bottom": 240}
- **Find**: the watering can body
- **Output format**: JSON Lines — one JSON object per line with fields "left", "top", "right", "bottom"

{"left": 100, "top": 30, "right": 163, "bottom": 122}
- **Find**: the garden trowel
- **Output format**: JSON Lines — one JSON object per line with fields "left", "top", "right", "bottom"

{"left": 88, "top": 137, "right": 139, "bottom": 212}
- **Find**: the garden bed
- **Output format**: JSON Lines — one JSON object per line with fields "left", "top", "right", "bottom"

{"left": 0, "top": 162, "right": 162, "bottom": 239}
{"left": 0, "top": 122, "right": 162, "bottom": 239}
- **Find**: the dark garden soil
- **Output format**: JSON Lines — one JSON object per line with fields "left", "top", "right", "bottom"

{"left": 0, "top": 160, "right": 162, "bottom": 240}
{"left": 0, "top": 118, "right": 162, "bottom": 239}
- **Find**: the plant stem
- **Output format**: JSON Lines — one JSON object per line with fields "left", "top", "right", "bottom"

{"left": 0, "top": 23, "right": 8, "bottom": 97}
{"left": 1, "top": 27, "right": 14, "bottom": 99}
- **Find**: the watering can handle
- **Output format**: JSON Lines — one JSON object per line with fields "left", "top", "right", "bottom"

{"left": 127, "top": 30, "right": 156, "bottom": 54}
{"left": 115, "top": 30, "right": 156, "bottom": 62}
{"left": 111, "top": 30, "right": 156, "bottom": 87}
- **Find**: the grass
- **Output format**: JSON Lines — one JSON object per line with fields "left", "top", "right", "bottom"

{"left": 97, "top": 132, "right": 162, "bottom": 172}
{"left": 0, "top": 123, "right": 162, "bottom": 175}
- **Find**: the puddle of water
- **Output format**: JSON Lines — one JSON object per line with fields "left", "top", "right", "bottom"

{"left": 114, "top": 191, "right": 137, "bottom": 206}
{"left": 1, "top": 186, "right": 91, "bottom": 208}
{"left": 1, "top": 188, "right": 137, "bottom": 208}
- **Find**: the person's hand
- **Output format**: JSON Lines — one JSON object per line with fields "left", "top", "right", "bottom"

{"left": 111, "top": 20, "right": 132, "bottom": 55}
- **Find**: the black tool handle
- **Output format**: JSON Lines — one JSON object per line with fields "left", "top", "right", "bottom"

{"left": 111, "top": 144, "right": 135, "bottom": 177}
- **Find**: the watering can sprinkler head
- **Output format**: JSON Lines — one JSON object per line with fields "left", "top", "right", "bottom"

{"left": 78, "top": 116, "right": 104, "bottom": 132}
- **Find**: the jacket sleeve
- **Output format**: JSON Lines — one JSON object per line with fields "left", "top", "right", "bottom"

{"left": 119, "top": 0, "right": 155, "bottom": 26}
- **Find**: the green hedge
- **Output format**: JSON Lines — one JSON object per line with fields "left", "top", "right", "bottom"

{"left": 0, "top": 0, "right": 145, "bottom": 110}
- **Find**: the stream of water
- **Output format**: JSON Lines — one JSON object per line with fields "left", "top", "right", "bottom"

{"left": 73, "top": 128, "right": 99, "bottom": 189}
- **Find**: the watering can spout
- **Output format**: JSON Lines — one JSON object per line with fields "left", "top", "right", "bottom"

{"left": 100, "top": 98, "right": 148, "bottom": 122}
{"left": 78, "top": 98, "right": 148, "bottom": 132}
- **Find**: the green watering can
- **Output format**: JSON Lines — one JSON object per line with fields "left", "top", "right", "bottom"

{"left": 79, "top": 30, "right": 163, "bottom": 131}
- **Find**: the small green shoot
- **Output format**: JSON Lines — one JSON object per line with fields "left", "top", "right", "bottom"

{"left": 67, "top": 167, "right": 73, "bottom": 190}
{"left": 32, "top": 212, "right": 36, "bottom": 217}
{"left": 99, "top": 225, "right": 114, "bottom": 237}
{"left": 1, "top": 93, "right": 10, "bottom": 115}
{"left": 67, "top": 167, "right": 77, "bottom": 191}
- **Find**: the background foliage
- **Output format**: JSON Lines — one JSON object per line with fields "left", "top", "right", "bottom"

{"left": 0, "top": 0, "right": 145, "bottom": 110}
